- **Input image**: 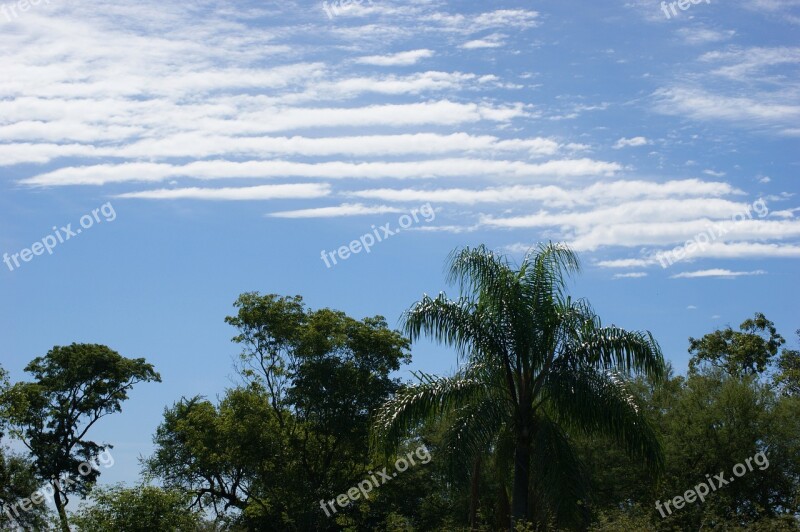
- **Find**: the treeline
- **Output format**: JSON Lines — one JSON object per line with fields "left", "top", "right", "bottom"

{"left": 1, "top": 245, "right": 798, "bottom": 531}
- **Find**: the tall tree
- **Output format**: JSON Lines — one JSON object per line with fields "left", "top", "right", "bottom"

{"left": 372, "top": 243, "right": 665, "bottom": 527}
{"left": 1, "top": 343, "right": 160, "bottom": 532}
{"left": 147, "top": 294, "right": 411, "bottom": 530}
{"left": 688, "top": 312, "right": 785, "bottom": 376}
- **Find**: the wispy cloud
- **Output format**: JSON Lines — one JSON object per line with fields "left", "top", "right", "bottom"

{"left": 0, "top": 0, "right": 796, "bottom": 279}
{"left": 22, "top": 158, "right": 621, "bottom": 187}
{"left": 703, "top": 169, "right": 726, "bottom": 177}
{"left": 613, "top": 272, "right": 648, "bottom": 279}
{"left": 349, "top": 179, "right": 739, "bottom": 207}
{"left": 267, "top": 203, "right": 403, "bottom": 218}
{"left": 355, "top": 49, "right": 434, "bottom": 66}
{"left": 0, "top": 133, "right": 568, "bottom": 167}
{"left": 671, "top": 269, "right": 767, "bottom": 278}
{"left": 654, "top": 87, "right": 800, "bottom": 130}
{"left": 613, "top": 136, "right": 650, "bottom": 149}
{"left": 676, "top": 27, "right": 736, "bottom": 45}
{"left": 115, "top": 184, "right": 331, "bottom": 200}
{"left": 461, "top": 33, "right": 506, "bottom": 49}
{"left": 700, "top": 46, "right": 800, "bottom": 80}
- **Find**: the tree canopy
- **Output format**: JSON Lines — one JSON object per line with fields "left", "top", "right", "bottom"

{"left": 1, "top": 344, "right": 160, "bottom": 531}
{"left": 1, "top": 247, "right": 797, "bottom": 531}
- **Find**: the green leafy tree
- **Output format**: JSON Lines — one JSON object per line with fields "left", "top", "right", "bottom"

{"left": 372, "top": 244, "right": 665, "bottom": 527}
{"left": 146, "top": 385, "right": 285, "bottom": 520}
{"left": 224, "top": 293, "right": 307, "bottom": 427}
{"left": 2, "top": 368, "right": 49, "bottom": 531}
{"left": 579, "top": 324, "right": 800, "bottom": 531}
{"left": 147, "top": 294, "right": 411, "bottom": 530}
{"left": 70, "top": 484, "right": 203, "bottom": 531}
{"left": 1, "top": 447, "right": 51, "bottom": 530}
{"left": 1, "top": 344, "right": 160, "bottom": 532}
{"left": 775, "top": 330, "right": 800, "bottom": 397}
{"left": 653, "top": 369, "right": 800, "bottom": 530}
{"left": 688, "top": 312, "right": 785, "bottom": 376}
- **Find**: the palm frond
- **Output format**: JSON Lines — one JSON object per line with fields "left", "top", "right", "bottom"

{"left": 522, "top": 242, "right": 581, "bottom": 305}
{"left": 445, "top": 245, "right": 512, "bottom": 298}
{"left": 576, "top": 326, "right": 664, "bottom": 381}
{"left": 370, "top": 370, "right": 488, "bottom": 458}
{"left": 543, "top": 365, "right": 664, "bottom": 474}
{"left": 403, "top": 294, "right": 504, "bottom": 364}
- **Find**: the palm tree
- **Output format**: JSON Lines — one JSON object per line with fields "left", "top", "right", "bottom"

{"left": 372, "top": 243, "right": 665, "bottom": 527}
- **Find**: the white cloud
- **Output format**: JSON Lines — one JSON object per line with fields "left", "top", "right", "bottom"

{"left": 115, "top": 184, "right": 331, "bottom": 200}
{"left": 355, "top": 49, "right": 434, "bottom": 66}
{"left": 415, "top": 224, "right": 479, "bottom": 234}
{"left": 349, "top": 179, "right": 739, "bottom": 207}
{"left": 0, "top": 133, "right": 567, "bottom": 167}
{"left": 21, "top": 158, "right": 622, "bottom": 187}
{"left": 267, "top": 203, "right": 403, "bottom": 218}
{"left": 665, "top": 242, "right": 800, "bottom": 260}
{"left": 670, "top": 269, "right": 767, "bottom": 278}
{"left": 700, "top": 46, "right": 800, "bottom": 80}
{"left": 424, "top": 9, "right": 539, "bottom": 33}
{"left": 774, "top": 207, "right": 800, "bottom": 218}
{"left": 0, "top": 99, "right": 530, "bottom": 145}
{"left": 676, "top": 27, "right": 736, "bottom": 45}
{"left": 654, "top": 87, "right": 800, "bottom": 130}
{"left": 461, "top": 34, "right": 506, "bottom": 49}
{"left": 0, "top": 97, "right": 529, "bottom": 143}
{"left": 703, "top": 169, "right": 726, "bottom": 177}
{"left": 480, "top": 192, "right": 800, "bottom": 261}
{"left": 481, "top": 198, "right": 758, "bottom": 231}
{"left": 0, "top": 0, "right": 796, "bottom": 277}
{"left": 602, "top": 242, "right": 800, "bottom": 268}
{"left": 471, "top": 10, "right": 539, "bottom": 31}
{"left": 613, "top": 136, "right": 650, "bottom": 149}
{"left": 596, "top": 258, "right": 653, "bottom": 268}
{"left": 613, "top": 272, "right": 648, "bottom": 279}
{"left": 567, "top": 219, "right": 800, "bottom": 252}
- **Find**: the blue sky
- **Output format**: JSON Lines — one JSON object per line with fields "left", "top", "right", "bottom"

{"left": 1, "top": 0, "right": 798, "bottom": 487}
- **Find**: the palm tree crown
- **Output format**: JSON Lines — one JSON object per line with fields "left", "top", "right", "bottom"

{"left": 372, "top": 243, "right": 665, "bottom": 527}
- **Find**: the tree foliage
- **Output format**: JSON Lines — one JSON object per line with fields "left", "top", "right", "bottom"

{"left": 145, "top": 294, "right": 411, "bottom": 530}
{"left": 1, "top": 344, "right": 160, "bottom": 531}
{"left": 70, "top": 484, "right": 203, "bottom": 531}
{"left": 2, "top": 250, "right": 798, "bottom": 532}
{"left": 689, "top": 312, "right": 785, "bottom": 376}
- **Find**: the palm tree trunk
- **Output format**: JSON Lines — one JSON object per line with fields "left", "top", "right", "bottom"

{"left": 511, "top": 435, "right": 530, "bottom": 526}
{"left": 469, "top": 455, "right": 482, "bottom": 530}
{"left": 497, "top": 483, "right": 512, "bottom": 530}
